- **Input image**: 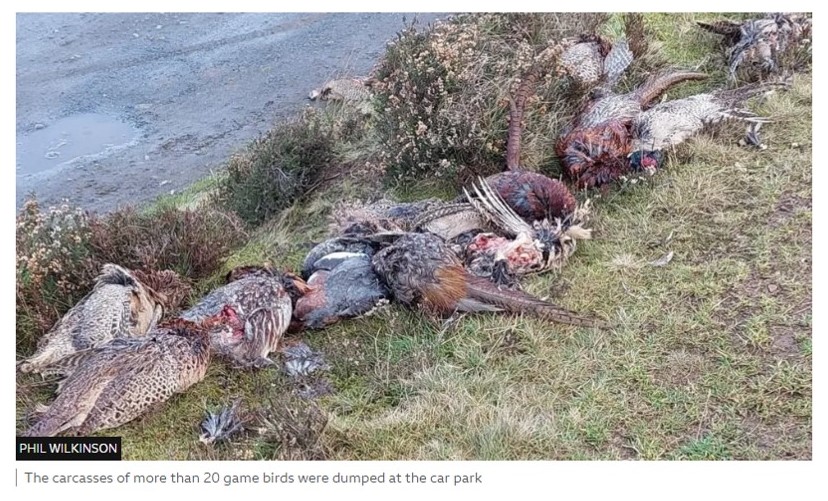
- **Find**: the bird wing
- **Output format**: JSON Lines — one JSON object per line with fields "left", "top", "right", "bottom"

{"left": 603, "top": 38, "right": 634, "bottom": 87}
{"left": 23, "top": 352, "right": 125, "bottom": 436}
{"left": 76, "top": 338, "right": 183, "bottom": 435}
{"left": 633, "top": 93, "right": 770, "bottom": 151}
{"left": 465, "top": 177, "right": 534, "bottom": 237}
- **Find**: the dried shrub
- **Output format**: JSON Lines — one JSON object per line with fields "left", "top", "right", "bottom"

{"left": 89, "top": 205, "right": 246, "bottom": 280}
{"left": 373, "top": 13, "right": 608, "bottom": 186}
{"left": 213, "top": 109, "right": 337, "bottom": 226}
{"left": 16, "top": 197, "right": 246, "bottom": 352}
{"left": 16, "top": 198, "right": 98, "bottom": 350}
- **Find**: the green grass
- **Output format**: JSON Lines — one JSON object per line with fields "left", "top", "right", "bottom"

{"left": 141, "top": 173, "right": 225, "bottom": 216}
{"left": 16, "top": 13, "right": 811, "bottom": 460}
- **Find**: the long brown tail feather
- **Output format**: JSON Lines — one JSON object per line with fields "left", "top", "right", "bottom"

{"left": 506, "top": 67, "right": 540, "bottom": 171}
{"left": 716, "top": 81, "right": 790, "bottom": 107}
{"left": 624, "top": 13, "right": 648, "bottom": 60}
{"left": 696, "top": 20, "right": 742, "bottom": 37}
{"left": 464, "top": 275, "right": 610, "bottom": 328}
{"left": 633, "top": 71, "right": 708, "bottom": 107}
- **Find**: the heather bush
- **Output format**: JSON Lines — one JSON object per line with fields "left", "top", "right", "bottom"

{"left": 214, "top": 109, "right": 337, "bottom": 226}
{"left": 16, "top": 197, "right": 246, "bottom": 351}
{"left": 89, "top": 204, "right": 247, "bottom": 280}
{"left": 16, "top": 198, "right": 98, "bottom": 349}
{"left": 372, "top": 13, "right": 608, "bottom": 186}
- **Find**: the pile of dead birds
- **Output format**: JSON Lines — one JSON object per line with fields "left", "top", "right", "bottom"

{"left": 17, "top": 12, "right": 811, "bottom": 445}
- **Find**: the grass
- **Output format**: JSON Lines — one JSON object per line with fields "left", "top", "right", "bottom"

{"left": 15, "top": 13, "right": 811, "bottom": 460}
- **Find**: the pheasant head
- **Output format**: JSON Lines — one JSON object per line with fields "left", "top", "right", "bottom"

{"left": 628, "top": 149, "right": 663, "bottom": 176}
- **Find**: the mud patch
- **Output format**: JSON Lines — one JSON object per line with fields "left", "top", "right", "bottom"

{"left": 770, "top": 191, "right": 812, "bottom": 227}
{"left": 769, "top": 325, "right": 804, "bottom": 358}
{"left": 17, "top": 113, "right": 139, "bottom": 176}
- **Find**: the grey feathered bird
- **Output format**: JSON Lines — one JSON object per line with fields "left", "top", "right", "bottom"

{"left": 294, "top": 251, "right": 390, "bottom": 330}
{"left": 698, "top": 13, "right": 812, "bottom": 82}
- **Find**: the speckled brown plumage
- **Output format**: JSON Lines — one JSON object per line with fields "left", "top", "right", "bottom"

{"left": 326, "top": 198, "right": 444, "bottom": 237}
{"left": 18, "top": 264, "right": 187, "bottom": 375}
{"left": 308, "top": 77, "right": 372, "bottom": 102}
{"left": 698, "top": 13, "right": 811, "bottom": 82}
{"left": 558, "top": 34, "right": 633, "bottom": 90}
{"left": 23, "top": 318, "right": 217, "bottom": 437}
{"left": 180, "top": 265, "right": 307, "bottom": 367}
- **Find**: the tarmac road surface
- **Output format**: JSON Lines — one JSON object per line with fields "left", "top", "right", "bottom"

{"left": 16, "top": 12, "right": 444, "bottom": 213}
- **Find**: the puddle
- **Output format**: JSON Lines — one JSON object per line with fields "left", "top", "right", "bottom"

{"left": 16, "top": 113, "right": 139, "bottom": 175}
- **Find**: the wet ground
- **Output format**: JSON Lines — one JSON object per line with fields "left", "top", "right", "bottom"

{"left": 16, "top": 12, "right": 444, "bottom": 213}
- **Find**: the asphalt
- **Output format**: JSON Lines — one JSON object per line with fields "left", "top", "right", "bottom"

{"left": 16, "top": 12, "right": 445, "bottom": 213}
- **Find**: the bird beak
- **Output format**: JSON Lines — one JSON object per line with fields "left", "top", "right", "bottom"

{"left": 290, "top": 276, "right": 312, "bottom": 295}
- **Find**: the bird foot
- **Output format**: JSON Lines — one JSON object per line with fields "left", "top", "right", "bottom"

{"left": 745, "top": 122, "right": 764, "bottom": 148}
{"left": 491, "top": 260, "right": 519, "bottom": 288}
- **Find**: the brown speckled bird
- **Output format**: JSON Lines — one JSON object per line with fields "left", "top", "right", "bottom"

{"left": 18, "top": 264, "right": 189, "bottom": 375}
{"left": 698, "top": 13, "right": 811, "bottom": 82}
{"left": 372, "top": 232, "right": 608, "bottom": 328}
{"left": 179, "top": 265, "right": 309, "bottom": 368}
{"left": 556, "top": 70, "right": 708, "bottom": 189}
{"left": 326, "top": 198, "right": 444, "bottom": 237}
{"left": 558, "top": 35, "right": 634, "bottom": 90}
{"left": 308, "top": 77, "right": 372, "bottom": 102}
{"left": 557, "top": 14, "right": 647, "bottom": 91}
{"left": 22, "top": 318, "right": 220, "bottom": 437}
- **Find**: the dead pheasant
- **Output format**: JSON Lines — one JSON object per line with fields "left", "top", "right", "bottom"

{"left": 698, "top": 13, "right": 812, "bottom": 82}
{"left": 295, "top": 252, "right": 390, "bottom": 330}
{"left": 308, "top": 77, "right": 374, "bottom": 115}
{"left": 371, "top": 232, "right": 609, "bottom": 328}
{"left": 22, "top": 318, "right": 220, "bottom": 437}
{"left": 301, "top": 237, "right": 381, "bottom": 280}
{"left": 326, "top": 197, "right": 444, "bottom": 237}
{"left": 558, "top": 35, "right": 634, "bottom": 90}
{"left": 179, "top": 265, "right": 309, "bottom": 368}
{"left": 461, "top": 177, "right": 592, "bottom": 280}
{"left": 406, "top": 174, "right": 592, "bottom": 284}
{"left": 476, "top": 170, "right": 577, "bottom": 224}
{"left": 557, "top": 14, "right": 646, "bottom": 90}
{"left": 556, "top": 70, "right": 708, "bottom": 189}
{"left": 308, "top": 77, "right": 372, "bottom": 102}
{"left": 629, "top": 81, "right": 785, "bottom": 171}
{"left": 17, "top": 264, "right": 189, "bottom": 375}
